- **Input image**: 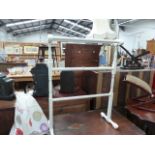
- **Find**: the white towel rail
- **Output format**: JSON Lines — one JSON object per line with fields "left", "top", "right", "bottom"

{"left": 51, "top": 93, "right": 111, "bottom": 102}
{"left": 48, "top": 35, "right": 122, "bottom": 134}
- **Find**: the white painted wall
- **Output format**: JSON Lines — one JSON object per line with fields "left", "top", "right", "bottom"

{"left": 16, "top": 30, "right": 49, "bottom": 43}
{"left": 0, "top": 26, "right": 16, "bottom": 41}
{"left": 119, "top": 20, "right": 155, "bottom": 51}
{"left": 16, "top": 30, "right": 60, "bottom": 43}
{"left": 119, "top": 30, "right": 133, "bottom": 51}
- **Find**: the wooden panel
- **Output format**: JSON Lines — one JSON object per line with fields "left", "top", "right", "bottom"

{"left": 54, "top": 99, "right": 90, "bottom": 114}
{"left": 64, "top": 44, "right": 101, "bottom": 67}
{"left": 147, "top": 39, "right": 155, "bottom": 54}
{"left": 126, "top": 99, "right": 155, "bottom": 134}
{"left": 53, "top": 87, "right": 90, "bottom": 114}
{"left": 96, "top": 72, "right": 103, "bottom": 109}
{"left": 64, "top": 44, "right": 101, "bottom": 111}
{"left": 150, "top": 71, "right": 154, "bottom": 90}
{"left": 100, "top": 73, "right": 111, "bottom": 108}
{"left": 113, "top": 72, "right": 120, "bottom": 106}
{"left": 0, "top": 100, "right": 15, "bottom": 135}
{"left": 117, "top": 72, "right": 130, "bottom": 113}
{"left": 0, "top": 109, "right": 14, "bottom": 135}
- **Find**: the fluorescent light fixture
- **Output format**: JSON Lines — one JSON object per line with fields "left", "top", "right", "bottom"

{"left": 59, "top": 25, "right": 86, "bottom": 36}
{"left": 64, "top": 19, "right": 91, "bottom": 31}
{"left": 6, "top": 19, "right": 46, "bottom": 27}
{"left": 119, "top": 19, "right": 138, "bottom": 26}
{"left": 13, "top": 25, "right": 47, "bottom": 33}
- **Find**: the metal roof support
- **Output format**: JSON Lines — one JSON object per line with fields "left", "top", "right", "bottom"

{"left": 6, "top": 19, "right": 46, "bottom": 27}
{"left": 56, "top": 30, "right": 76, "bottom": 37}
{"left": 12, "top": 25, "right": 47, "bottom": 34}
{"left": 64, "top": 19, "right": 91, "bottom": 32}
{"left": 59, "top": 25, "right": 86, "bottom": 37}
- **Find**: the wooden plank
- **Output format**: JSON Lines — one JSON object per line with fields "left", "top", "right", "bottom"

{"left": 113, "top": 72, "right": 120, "bottom": 106}
{"left": 125, "top": 72, "right": 132, "bottom": 101}
{"left": 150, "top": 70, "right": 154, "bottom": 90}
{"left": 117, "top": 72, "right": 128, "bottom": 112}
{"left": 137, "top": 71, "right": 143, "bottom": 96}
{"left": 8, "top": 72, "right": 60, "bottom": 82}
{"left": 96, "top": 72, "right": 103, "bottom": 109}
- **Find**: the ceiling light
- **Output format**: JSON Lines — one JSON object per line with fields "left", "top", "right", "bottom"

{"left": 119, "top": 19, "right": 138, "bottom": 26}
{"left": 6, "top": 19, "right": 46, "bottom": 27}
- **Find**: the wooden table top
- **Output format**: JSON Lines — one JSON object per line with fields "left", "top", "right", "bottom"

{"left": 126, "top": 99, "right": 155, "bottom": 123}
{"left": 7, "top": 71, "right": 60, "bottom": 82}
{"left": 0, "top": 99, "right": 16, "bottom": 110}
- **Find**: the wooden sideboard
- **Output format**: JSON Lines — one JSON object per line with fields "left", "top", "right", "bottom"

{"left": 126, "top": 99, "right": 155, "bottom": 134}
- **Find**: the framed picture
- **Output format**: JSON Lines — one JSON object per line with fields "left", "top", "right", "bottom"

{"left": 5, "top": 45, "right": 23, "bottom": 55}
{"left": 24, "top": 46, "right": 39, "bottom": 54}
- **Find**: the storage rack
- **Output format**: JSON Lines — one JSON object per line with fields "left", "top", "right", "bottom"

{"left": 48, "top": 35, "right": 122, "bottom": 134}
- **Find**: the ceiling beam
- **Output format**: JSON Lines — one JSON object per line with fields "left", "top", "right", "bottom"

{"left": 64, "top": 19, "right": 91, "bottom": 32}
{"left": 13, "top": 27, "right": 49, "bottom": 36}
{"left": 56, "top": 30, "right": 77, "bottom": 37}
{"left": 0, "top": 20, "right": 6, "bottom": 27}
{"left": 12, "top": 25, "right": 48, "bottom": 33}
{"left": 55, "top": 19, "right": 64, "bottom": 30}
{"left": 119, "top": 19, "right": 139, "bottom": 26}
{"left": 59, "top": 25, "right": 86, "bottom": 37}
{"left": 6, "top": 19, "right": 46, "bottom": 27}
{"left": 7, "top": 23, "right": 52, "bottom": 33}
{"left": 49, "top": 19, "right": 56, "bottom": 29}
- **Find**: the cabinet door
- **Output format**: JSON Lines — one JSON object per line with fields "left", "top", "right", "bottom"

{"left": 147, "top": 40, "right": 155, "bottom": 54}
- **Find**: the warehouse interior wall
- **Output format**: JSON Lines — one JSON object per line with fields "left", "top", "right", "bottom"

{"left": 16, "top": 30, "right": 49, "bottom": 43}
{"left": 119, "top": 30, "right": 133, "bottom": 51}
{"left": 16, "top": 30, "right": 58, "bottom": 43}
{"left": 119, "top": 19, "right": 155, "bottom": 51}
{"left": 0, "top": 27, "right": 16, "bottom": 41}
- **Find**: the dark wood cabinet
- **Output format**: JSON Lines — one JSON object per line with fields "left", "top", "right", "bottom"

{"left": 63, "top": 44, "right": 102, "bottom": 110}
{"left": 64, "top": 44, "right": 101, "bottom": 67}
{"left": 0, "top": 100, "right": 15, "bottom": 135}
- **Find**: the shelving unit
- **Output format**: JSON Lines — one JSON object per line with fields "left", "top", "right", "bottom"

{"left": 48, "top": 35, "right": 122, "bottom": 134}
{"left": 0, "top": 41, "right": 61, "bottom": 64}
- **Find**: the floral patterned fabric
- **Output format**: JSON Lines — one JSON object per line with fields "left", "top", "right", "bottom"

{"left": 10, "top": 92, "right": 49, "bottom": 135}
